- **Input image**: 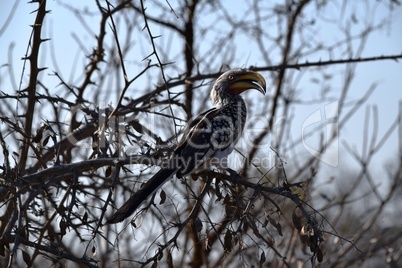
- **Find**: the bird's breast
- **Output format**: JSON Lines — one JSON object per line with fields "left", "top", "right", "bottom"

{"left": 209, "top": 100, "right": 247, "bottom": 151}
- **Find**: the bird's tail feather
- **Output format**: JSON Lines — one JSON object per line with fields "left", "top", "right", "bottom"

{"left": 106, "top": 168, "right": 177, "bottom": 224}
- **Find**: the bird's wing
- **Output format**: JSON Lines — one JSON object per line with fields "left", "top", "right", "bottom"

{"left": 175, "top": 107, "right": 236, "bottom": 177}
{"left": 175, "top": 107, "right": 216, "bottom": 150}
{"left": 106, "top": 108, "right": 221, "bottom": 224}
{"left": 106, "top": 109, "right": 220, "bottom": 224}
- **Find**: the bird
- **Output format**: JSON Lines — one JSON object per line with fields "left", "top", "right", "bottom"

{"left": 106, "top": 68, "right": 266, "bottom": 224}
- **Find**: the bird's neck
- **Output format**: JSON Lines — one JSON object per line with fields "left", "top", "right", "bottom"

{"left": 216, "top": 96, "right": 247, "bottom": 133}
{"left": 213, "top": 94, "right": 245, "bottom": 109}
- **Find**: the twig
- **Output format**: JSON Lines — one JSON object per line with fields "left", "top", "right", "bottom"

{"left": 18, "top": 0, "right": 48, "bottom": 173}
{"left": 139, "top": 0, "right": 179, "bottom": 138}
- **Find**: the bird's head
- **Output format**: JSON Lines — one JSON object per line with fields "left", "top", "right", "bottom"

{"left": 210, "top": 68, "right": 266, "bottom": 107}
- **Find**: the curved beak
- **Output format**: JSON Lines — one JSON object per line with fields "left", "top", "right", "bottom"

{"left": 228, "top": 71, "right": 266, "bottom": 95}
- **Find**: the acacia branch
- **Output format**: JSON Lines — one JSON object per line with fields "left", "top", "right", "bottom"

{"left": 18, "top": 0, "right": 48, "bottom": 174}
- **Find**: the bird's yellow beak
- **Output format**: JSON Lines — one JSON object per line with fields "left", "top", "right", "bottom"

{"left": 227, "top": 71, "right": 266, "bottom": 95}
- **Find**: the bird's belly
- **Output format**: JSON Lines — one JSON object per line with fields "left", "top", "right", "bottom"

{"left": 213, "top": 146, "right": 233, "bottom": 160}
{"left": 208, "top": 146, "right": 234, "bottom": 169}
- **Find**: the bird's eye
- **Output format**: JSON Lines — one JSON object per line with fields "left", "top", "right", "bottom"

{"left": 227, "top": 74, "right": 234, "bottom": 80}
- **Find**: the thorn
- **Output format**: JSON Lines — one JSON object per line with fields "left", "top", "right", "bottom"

{"left": 30, "top": 23, "right": 42, "bottom": 28}
{"left": 142, "top": 52, "right": 155, "bottom": 61}
{"left": 161, "top": 62, "right": 175, "bottom": 67}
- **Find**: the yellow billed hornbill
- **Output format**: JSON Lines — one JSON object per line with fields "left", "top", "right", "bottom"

{"left": 107, "top": 69, "right": 266, "bottom": 224}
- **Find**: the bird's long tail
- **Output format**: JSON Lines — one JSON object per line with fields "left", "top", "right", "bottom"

{"left": 106, "top": 167, "right": 177, "bottom": 224}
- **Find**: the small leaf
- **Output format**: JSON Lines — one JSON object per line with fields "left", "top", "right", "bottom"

{"left": 276, "top": 221, "right": 283, "bottom": 236}
{"left": 58, "top": 204, "right": 66, "bottom": 215}
{"left": 250, "top": 220, "right": 261, "bottom": 239}
{"left": 32, "top": 127, "right": 43, "bottom": 143}
{"left": 300, "top": 233, "right": 309, "bottom": 244}
{"left": 317, "top": 247, "right": 323, "bottom": 262}
{"left": 292, "top": 207, "right": 303, "bottom": 231}
{"left": 59, "top": 220, "right": 67, "bottom": 237}
{"left": 242, "top": 220, "right": 249, "bottom": 233}
{"left": 283, "top": 180, "right": 291, "bottom": 192}
{"left": 300, "top": 225, "right": 308, "bottom": 236}
{"left": 159, "top": 189, "right": 166, "bottom": 205}
{"left": 82, "top": 212, "right": 88, "bottom": 224}
{"left": 157, "top": 249, "right": 163, "bottom": 260}
{"left": 194, "top": 217, "right": 203, "bottom": 233}
{"left": 167, "top": 248, "right": 173, "bottom": 266}
{"left": 105, "top": 166, "right": 112, "bottom": 177}
{"left": 215, "top": 182, "right": 222, "bottom": 201}
{"left": 260, "top": 250, "right": 266, "bottom": 265}
{"left": 0, "top": 240, "right": 5, "bottom": 256}
{"left": 205, "top": 238, "right": 210, "bottom": 250}
{"left": 224, "top": 230, "right": 233, "bottom": 252}
{"left": 268, "top": 216, "right": 283, "bottom": 236}
{"left": 130, "top": 119, "right": 144, "bottom": 134}
{"left": 22, "top": 250, "right": 31, "bottom": 266}
{"left": 43, "top": 135, "right": 50, "bottom": 146}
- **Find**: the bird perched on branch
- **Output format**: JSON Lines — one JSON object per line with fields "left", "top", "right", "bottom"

{"left": 107, "top": 69, "right": 266, "bottom": 224}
